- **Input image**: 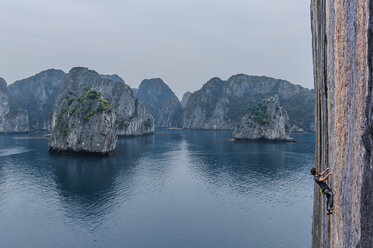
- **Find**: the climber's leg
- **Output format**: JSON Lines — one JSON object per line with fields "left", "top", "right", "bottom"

{"left": 324, "top": 189, "right": 334, "bottom": 212}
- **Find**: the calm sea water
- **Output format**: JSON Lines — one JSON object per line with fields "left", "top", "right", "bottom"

{"left": 0, "top": 129, "right": 314, "bottom": 248}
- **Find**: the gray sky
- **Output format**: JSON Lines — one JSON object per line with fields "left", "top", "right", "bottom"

{"left": 0, "top": 0, "right": 313, "bottom": 99}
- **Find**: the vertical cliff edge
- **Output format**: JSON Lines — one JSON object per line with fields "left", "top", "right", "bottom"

{"left": 311, "top": 0, "right": 373, "bottom": 247}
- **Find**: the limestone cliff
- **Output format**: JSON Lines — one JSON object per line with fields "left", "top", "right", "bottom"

{"left": 182, "top": 75, "right": 314, "bottom": 131}
{"left": 311, "top": 0, "right": 373, "bottom": 247}
{"left": 55, "top": 68, "right": 154, "bottom": 136}
{"left": 100, "top": 74, "right": 125, "bottom": 83}
{"left": 136, "top": 78, "right": 183, "bottom": 128}
{"left": 132, "top": 88, "right": 138, "bottom": 95}
{"left": 181, "top": 91, "right": 192, "bottom": 108}
{"left": 0, "top": 77, "right": 29, "bottom": 133}
{"left": 8, "top": 69, "right": 65, "bottom": 131}
{"left": 49, "top": 87, "right": 117, "bottom": 154}
{"left": 233, "top": 98, "right": 294, "bottom": 141}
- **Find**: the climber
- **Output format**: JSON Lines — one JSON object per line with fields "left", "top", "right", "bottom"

{"left": 310, "top": 167, "right": 334, "bottom": 215}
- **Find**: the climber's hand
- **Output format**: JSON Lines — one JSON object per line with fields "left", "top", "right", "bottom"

{"left": 320, "top": 172, "right": 332, "bottom": 181}
{"left": 321, "top": 168, "right": 330, "bottom": 176}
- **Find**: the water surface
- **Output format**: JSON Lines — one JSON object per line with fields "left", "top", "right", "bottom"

{"left": 0, "top": 130, "right": 314, "bottom": 248}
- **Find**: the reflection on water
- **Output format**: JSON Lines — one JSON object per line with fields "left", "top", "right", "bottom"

{"left": 49, "top": 135, "right": 157, "bottom": 229}
{"left": 0, "top": 130, "right": 314, "bottom": 248}
{"left": 52, "top": 156, "right": 119, "bottom": 228}
{"left": 185, "top": 131, "right": 313, "bottom": 193}
{"left": 0, "top": 147, "right": 32, "bottom": 157}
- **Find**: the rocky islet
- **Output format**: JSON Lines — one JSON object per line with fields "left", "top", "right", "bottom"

{"left": 49, "top": 67, "right": 155, "bottom": 154}
{"left": 1, "top": 68, "right": 315, "bottom": 152}
{"left": 233, "top": 97, "right": 294, "bottom": 142}
{"left": 49, "top": 86, "right": 117, "bottom": 154}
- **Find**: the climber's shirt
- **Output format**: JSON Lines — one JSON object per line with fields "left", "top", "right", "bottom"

{"left": 314, "top": 175, "right": 329, "bottom": 191}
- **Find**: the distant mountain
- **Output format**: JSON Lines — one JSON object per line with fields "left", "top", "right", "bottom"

{"left": 180, "top": 91, "right": 192, "bottom": 108}
{"left": 8, "top": 69, "right": 66, "bottom": 131}
{"left": 100, "top": 74, "right": 125, "bottom": 83}
{"left": 183, "top": 74, "right": 314, "bottom": 131}
{"left": 136, "top": 78, "right": 183, "bottom": 128}
{"left": 0, "top": 77, "right": 29, "bottom": 133}
{"left": 5, "top": 69, "right": 314, "bottom": 134}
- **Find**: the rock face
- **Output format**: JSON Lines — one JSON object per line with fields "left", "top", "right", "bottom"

{"left": 311, "top": 1, "right": 373, "bottom": 247}
{"left": 233, "top": 98, "right": 294, "bottom": 141}
{"left": 182, "top": 75, "right": 314, "bottom": 131}
{"left": 180, "top": 91, "right": 192, "bottom": 108}
{"left": 8, "top": 69, "right": 65, "bottom": 131}
{"left": 0, "top": 77, "right": 29, "bottom": 133}
{"left": 136, "top": 78, "right": 183, "bottom": 127}
{"left": 56, "top": 67, "right": 154, "bottom": 137}
{"left": 289, "top": 125, "right": 304, "bottom": 133}
{"left": 49, "top": 86, "right": 117, "bottom": 154}
{"left": 131, "top": 88, "right": 138, "bottom": 95}
{"left": 100, "top": 74, "right": 125, "bottom": 83}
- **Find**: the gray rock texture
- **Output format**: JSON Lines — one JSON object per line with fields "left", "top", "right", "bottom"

{"left": 55, "top": 67, "right": 154, "bottom": 137}
{"left": 0, "top": 77, "right": 29, "bottom": 133}
{"left": 180, "top": 91, "right": 192, "bottom": 108}
{"left": 49, "top": 87, "right": 117, "bottom": 154}
{"left": 136, "top": 78, "right": 183, "bottom": 128}
{"left": 182, "top": 75, "right": 314, "bottom": 131}
{"left": 131, "top": 88, "right": 138, "bottom": 95}
{"left": 233, "top": 98, "right": 294, "bottom": 141}
{"left": 100, "top": 74, "right": 125, "bottom": 83}
{"left": 311, "top": 0, "right": 373, "bottom": 247}
{"left": 289, "top": 125, "right": 304, "bottom": 133}
{"left": 8, "top": 69, "right": 65, "bottom": 131}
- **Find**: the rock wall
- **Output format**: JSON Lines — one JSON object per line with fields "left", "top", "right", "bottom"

{"left": 182, "top": 75, "right": 315, "bottom": 131}
{"left": 8, "top": 69, "right": 65, "bottom": 131}
{"left": 181, "top": 91, "right": 192, "bottom": 108}
{"left": 311, "top": 0, "right": 373, "bottom": 247}
{"left": 233, "top": 98, "right": 294, "bottom": 141}
{"left": 136, "top": 78, "right": 183, "bottom": 128}
{"left": 100, "top": 74, "right": 125, "bottom": 83}
{"left": 49, "top": 87, "right": 117, "bottom": 154}
{"left": 57, "top": 68, "right": 154, "bottom": 136}
{"left": 0, "top": 77, "right": 29, "bottom": 133}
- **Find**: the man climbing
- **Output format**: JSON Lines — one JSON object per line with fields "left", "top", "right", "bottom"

{"left": 310, "top": 167, "right": 334, "bottom": 215}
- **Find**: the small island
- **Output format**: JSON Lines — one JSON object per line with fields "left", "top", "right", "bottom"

{"left": 49, "top": 86, "right": 117, "bottom": 154}
{"left": 233, "top": 97, "right": 295, "bottom": 142}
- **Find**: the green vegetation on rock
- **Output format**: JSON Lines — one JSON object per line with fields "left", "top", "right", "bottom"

{"left": 247, "top": 101, "right": 271, "bottom": 125}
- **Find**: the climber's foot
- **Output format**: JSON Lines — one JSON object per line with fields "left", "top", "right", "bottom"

{"left": 327, "top": 208, "right": 333, "bottom": 215}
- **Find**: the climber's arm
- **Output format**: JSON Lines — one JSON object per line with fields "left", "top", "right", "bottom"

{"left": 319, "top": 172, "right": 332, "bottom": 181}
{"left": 320, "top": 168, "right": 330, "bottom": 176}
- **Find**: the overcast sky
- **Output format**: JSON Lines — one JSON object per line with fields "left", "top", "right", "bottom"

{"left": 0, "top": 0, "right": 313, "bottom": 98}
